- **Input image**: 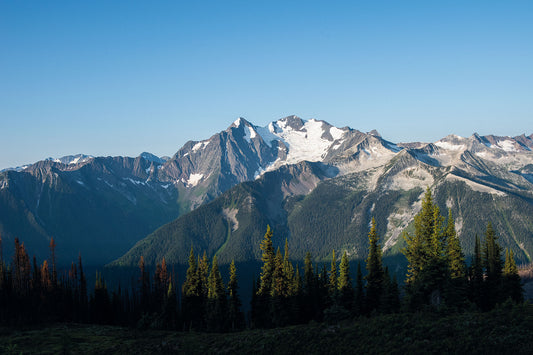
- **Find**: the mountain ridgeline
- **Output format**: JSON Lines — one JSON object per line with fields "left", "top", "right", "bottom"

{"left": 1, "top": 116, "right": 533, "bottom": 266}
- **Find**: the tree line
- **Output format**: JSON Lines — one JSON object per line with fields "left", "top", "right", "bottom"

{"left": 0, "top": 188, "right": 524, "bottom": 330}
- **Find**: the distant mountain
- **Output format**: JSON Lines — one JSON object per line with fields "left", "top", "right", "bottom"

{"left": 2, "top": 116, "right": 532, "bottom": 267}
{"left": 112, "top": 123, "right": 533, "bottom": 267}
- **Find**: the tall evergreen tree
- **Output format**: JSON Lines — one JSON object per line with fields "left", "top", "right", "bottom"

{"left": 402, "top": 188, "right": 448, "bottom": 308}
{"left": 302, "top": 252, "right": 318, "bottom": 322}
{"left": 258, "top": 225, "right": 275, "bottom": 296}
{"left": 482, "top": 222, "right": 503, "bottom": 309}
{"left": 206, "top": 255, "right": 226, "bottom": 332}
{"left": 503, "top": 249, "right": 523, "bottom": 303}
{"left": 328, "top": 249, "right": 338, "bottom": 302}
{"left": 469, "top": 234, "right": 484, "bottom": 308}
{"left": 254, "top": 226, "right": 276, "bottom": 328}
{"left": 338, "top": 251, "right": 354, "bottom": 311}
{"left": 227, "top": 260, "right": 244, "bottom": 331}
{"left": 444, "top": 210, "right": 467, "bottom": 308}
{"left": 365, "top": 218, "right": 384, "bottom": 313}
{"left": 182, "top": 247, "right": 202, "bottom": 329}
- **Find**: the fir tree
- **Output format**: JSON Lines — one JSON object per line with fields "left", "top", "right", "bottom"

{"left": 469, "top": 234, "right": 484, "bottom": 308}
{"left": 254, "top": 225, "right": 276, "bottom": 328}
{"left": 78, "top": 254, "right": 88, "bottom": 322}
{"left": 444, "top": 210, "right": 467, "bottom": 308}
{"left": 338, "top": 251, "right": 354, "bottom": 311}
{"left": 503, "top": 249, "right": 523, "bottom": 303}
{"left": 483, "top": 222, "right": 503, "bottom": 308}
{"left": 328, "top": 250, "right": 338, "bottom": 302}
{"left": 402, "top": 188, "right": 448, "bottom": 308}
{"left": 227, "top": 260, "right": 244, "bottom": 331}
{"left": 302, "top": 252, "right": 318, "bottom": 322}
{"left": 258, "top": 225, "right": 275, "bottom": 296}
{"left": 365, "top": 218, "right": 384, "bottom": 313}
{"left": 181, "top": 247, "right": 202, "bottom": 329}
{"left": 206, "top": 255, "right": 226, "bottom": 332}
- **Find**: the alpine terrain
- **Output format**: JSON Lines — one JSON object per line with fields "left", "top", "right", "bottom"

{"left": 2, "top": 116, "right": 533, "bottom": 265}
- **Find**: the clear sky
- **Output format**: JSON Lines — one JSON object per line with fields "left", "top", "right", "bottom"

{"left": 1, "top": 0, "right": 532, "bottom": 169}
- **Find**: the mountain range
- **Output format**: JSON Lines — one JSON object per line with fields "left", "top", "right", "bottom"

{"left": 1, "top": 116, "right": 533, "bottom": 266}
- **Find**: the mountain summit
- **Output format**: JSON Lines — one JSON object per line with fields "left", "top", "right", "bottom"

{"left": 1, "top": 116, "right": 532, "bottom": 265}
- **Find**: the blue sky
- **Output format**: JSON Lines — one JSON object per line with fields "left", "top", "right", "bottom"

{"left": 1, "top": 1, "right": 532, "bottom": 169}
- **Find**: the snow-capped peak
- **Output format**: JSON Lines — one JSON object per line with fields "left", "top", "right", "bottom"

{"left": 48, "top": 154, "right": 94, "bottom": 165}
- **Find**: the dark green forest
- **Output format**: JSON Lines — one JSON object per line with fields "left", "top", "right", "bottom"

{"left": 0, "top": 188, "right": 526, "bottom": 337}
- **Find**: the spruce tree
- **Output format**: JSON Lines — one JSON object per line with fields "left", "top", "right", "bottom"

{"left": 328, "top": 250, "right": 338, "bottom": 302}
{"left": 444, "top": 210, "right": 467, "bottom": 308}
{"left": 365, "top": 217, "right": 384, "bottom": 313}
{"left": 338, "top": 251, "right": 354, "bottom": 311}
{"left": 503, "top": 249, "right": 523, "bottom": 303}
{"left": 469, "top": 234, "right": 484, "bottom": 308}
{"left": 227, "top": 260, "right": 244, "bottom": 330}
{"left": 254, "top": 226, "right": 276, "bottom": 328}
{"left": 402, "top": 187, "right": 448, "bottom": 308}
{"left": 483, "top": 222, "right": 503, "bottom": 309}
{"left": 206, "top": 255, "right": 226, "bottom": 332}
{"left": 258, "top": 225, "right": 275, "bottom": 296}
{"left": 302, "top": 252, "right": 318, "bottom": 322}
{"left": 181, "top": 247, "right": 202, "bottom": 329}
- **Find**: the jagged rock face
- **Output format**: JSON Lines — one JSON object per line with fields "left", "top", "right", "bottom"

{"left": 1, "top": 115, "right": 533, "bottom": 266}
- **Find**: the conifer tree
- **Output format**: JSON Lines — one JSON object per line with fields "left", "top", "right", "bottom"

{"left": 206, "top": 255, "right": 227, "bottom": 332}
{"left": 182, "top": 247, "right": 202, "bottom": 329}
{"left": 198, "top": 252, "right": 209, "bottom": 299}
{"left": 444, "top": 210, "right": 467, "bottom": 308}
{"left": 254, "top": 226, "right": 276, "bottom": 328}
{"left": 338, "top": 251, "right": 354, "bottom": 311}
{"left": 302, "top": 252, "right": 318, "bottom": 322}
{"left": 445, "top": 210, "right": 466, "bottom": 279}
{"left": 328, "top": 249, "right": 338, "bottom": 302}
{"left": 483, "top": 222, "right": 503, "bottom": 308}
{"left": 503, "top": 249, "right": 523, "bottom": 303}
{"left": 365, "top": 218, "right": 384, "bottom": 313}
{"left": 78, "top": 254, "right": 88, "bottom": 322}
{"left": 283, "top": 239, "right": 296, "bottom": 296}
{"left": 469, "top": 234, "right": 484, "bottom": 308}
{"left": 227, "top": 260, "right": 244, "bottom": 330}
{"left": 402, "top": 188, "right": 448, "bottom": 308}
{"left": 258, "top": 225, "right": 275, "bottom": 296}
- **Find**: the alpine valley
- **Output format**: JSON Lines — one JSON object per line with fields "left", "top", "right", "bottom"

{"left": 2, "top": 116, "right": 533, "bottom": 267}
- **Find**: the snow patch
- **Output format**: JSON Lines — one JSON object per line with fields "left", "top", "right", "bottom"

{"left": 123, "top": 178, "right": 146, "bottom": 186}
{"left": 192, "top": 141, "right": 209, "bottom": 151}
{"left": 497, "top": 139, "right": 518, "bottom": 152}
{"left": 329, "top": 126, "right": 345, "bottom": 140}
{"left": 243, "top": 125, "right": 257, "bottom": 143}
{"left": 435, "top": 141, "right": 466, "bottom": 151}
{"left": 187, "top": 173, "right": 204, "bottom": 187}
